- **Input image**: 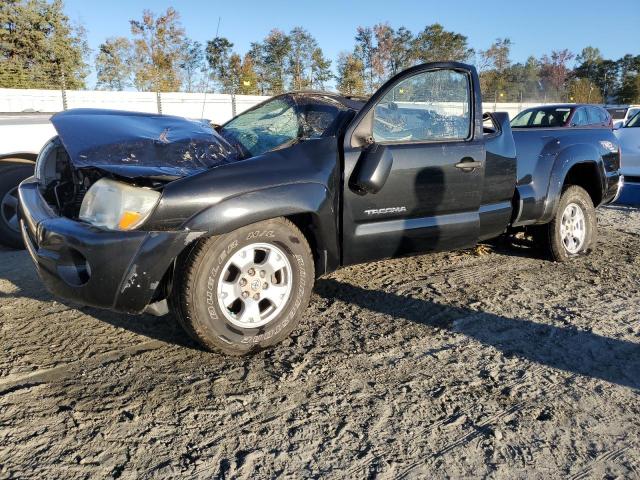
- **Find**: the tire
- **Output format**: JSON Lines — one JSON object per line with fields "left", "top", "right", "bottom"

{"left": 538, "top": 185, "right": 597, "bottom": 262}
{"left": 0, "top": 164, "right": 33, "bottom": 249}
{"left": 171, "top": 217, "right": 315, "bottom": 355}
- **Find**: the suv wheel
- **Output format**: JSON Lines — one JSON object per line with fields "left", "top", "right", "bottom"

{"left": 172, "top": 217, "right": 315, "bottom": 355}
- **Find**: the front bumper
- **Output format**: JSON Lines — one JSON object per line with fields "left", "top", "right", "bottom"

{"left": 18, "top": 177, "right": 201, "bottom": 314}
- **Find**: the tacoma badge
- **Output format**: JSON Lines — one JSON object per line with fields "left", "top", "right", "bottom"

{"left": 364, "top": 207, "right": 407, "bottom": 215}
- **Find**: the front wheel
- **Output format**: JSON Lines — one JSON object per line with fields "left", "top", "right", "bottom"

{"left": 172, "top": 218, "right": 315, "bottom": 355}
{"left": 538, "top": 185, "right": 597, "bottom": 262}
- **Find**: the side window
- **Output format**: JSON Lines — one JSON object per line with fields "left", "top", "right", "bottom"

{"left": 533, "top": 111, "right": 547, "bottom": 125}
{"left": 571, "top": 108, "right": 588, "bottom": 126}
{"left": 511, "top": 110, "right": 532, "bottom": 127}
{"left": 372, "top": 69, "right": 471, "bottom": 143}
{"left": 587, "top": 107, "right": 603, "bottom": 125}
{"left": 300, "top": 103, "right": 343, "bottom": 138}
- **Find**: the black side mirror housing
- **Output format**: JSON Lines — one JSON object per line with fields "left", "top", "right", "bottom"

{"left": 350, "top": 143, "right": 393, "bottom": 195}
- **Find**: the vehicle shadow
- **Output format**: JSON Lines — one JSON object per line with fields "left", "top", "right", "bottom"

{"left": 483, "top": 231, "right": 548, "bottom": 260}
{"left": 3, "top": 250, "right": 639, "bottom": 389}
{"left": 314, "top": 278, "right": 640, "bottom": 391}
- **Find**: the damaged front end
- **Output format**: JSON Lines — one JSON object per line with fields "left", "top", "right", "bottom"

{"left": 37, "top": 109, "right": 239, "bottom": 222}
{"left": 18, "top": 109, "right": 239, "bottom": 314}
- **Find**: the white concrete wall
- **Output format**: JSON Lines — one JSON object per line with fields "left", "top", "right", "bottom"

{"left": 0, "top": 89, "right": 270, "bottom": 125}
{"left": 0, "top": 88, "right": 555, "bottom": 122}
{"left": 483, "top": 102, "right": 553, "bottom": 119}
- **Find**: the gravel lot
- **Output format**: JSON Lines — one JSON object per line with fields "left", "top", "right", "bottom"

{"left": 1, "top": 205, "right": 639, "bottom": 479}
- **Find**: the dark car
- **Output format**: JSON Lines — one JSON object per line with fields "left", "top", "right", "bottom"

{"left": 19, "top": 62, "right": 622, "bottom": 355}
{"left": 511, "top": 104, "right": 612, "bottom": 129}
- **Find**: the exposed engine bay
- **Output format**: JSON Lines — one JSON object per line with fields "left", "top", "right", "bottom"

{"left": 36, "top": 138, "right": 168, "bottom": 220}
{"left": 37, "top": 138, "right": 92, "bottom": 218}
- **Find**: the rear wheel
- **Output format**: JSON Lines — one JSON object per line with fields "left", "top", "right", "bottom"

{"left": 172, "top": 217, "right": 315, "bottom": 355}
{"left": 538, "top": 185, "right": 597, "bottom": 262}
{"left": 0, "top": 164, "right": 33, "bottom": 249}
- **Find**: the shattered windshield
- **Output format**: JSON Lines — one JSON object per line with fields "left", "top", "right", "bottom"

{"left": 220, "top": 97, "right": 300, "bottom": 157}
{"left": 219, "top": 94, "right": 351, "bottom": 158}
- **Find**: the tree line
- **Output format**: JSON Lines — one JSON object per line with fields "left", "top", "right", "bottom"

{"left": 1, "top": 0, "right": 640, "bottom": 104}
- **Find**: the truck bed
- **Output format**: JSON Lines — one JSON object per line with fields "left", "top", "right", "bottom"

{"left": 511, "top": 127, "right": 621, "bottom": 226}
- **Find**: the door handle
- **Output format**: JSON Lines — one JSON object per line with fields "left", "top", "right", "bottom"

{"left": 455, "top": 159, "right": 483, "bottom": 170}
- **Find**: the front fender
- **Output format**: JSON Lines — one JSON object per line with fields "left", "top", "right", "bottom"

{"left": 539, "top": 143, "right": 604, "bottom": 223}
{"left": 183, "top": 182, "right": 339, "bottom": 274}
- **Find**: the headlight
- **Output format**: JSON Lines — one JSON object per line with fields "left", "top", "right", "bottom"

{"left": 79, "top": 178, "right": 160, "bottom": 230}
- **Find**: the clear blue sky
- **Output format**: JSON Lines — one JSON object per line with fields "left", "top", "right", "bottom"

{"left": 63, "top": 0, "right": 640, "bottom": 88}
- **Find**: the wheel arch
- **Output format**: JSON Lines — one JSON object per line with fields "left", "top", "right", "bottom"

{"left": 181, "top": 183, "right": 340, "bottom": 277}
{"left": 562, "top": 162, "right": 603, "bottom": 206}
{"left": 539, "top": 143, "right": 605, "bottom": 224}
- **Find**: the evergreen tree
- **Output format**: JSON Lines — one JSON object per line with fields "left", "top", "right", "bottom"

{"left": 287, "top": 27, "right": 316, "bottom": 90}
{"left": 205, "top": 36, "right": 233, "bottom": 92}
{"left": 0, "top": 0, "right": 89, "bottom": 89}
{"left": 336, "top": 52, "right": 365, "bottom": 95}
{"left": 262, "top": 29, "right": 291, "bottom": 94}
{"left": 354, "top": 26, "right": 376, "bottom": 92}
{"left": 413, "top": 23, "right": 473, "bottom": 64}
{"left": 179, "top": 39, "right": 204, "bottom": 92}
{"left": 388, "top": 26, "right": 414, "bottom": 76}
{"left": 310, "top": 48, "right": 332, "bottom": 90}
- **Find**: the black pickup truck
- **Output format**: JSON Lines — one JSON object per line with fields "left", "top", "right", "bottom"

{"left": 18, "top": 62, "right": 622, "bottom": 355}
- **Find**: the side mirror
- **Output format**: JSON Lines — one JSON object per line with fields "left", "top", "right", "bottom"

{"left": 350, "top": 143, "right": 393, "bottom": 195}
{"left": 613, "top": 121, "right": 623, "bottom": 130}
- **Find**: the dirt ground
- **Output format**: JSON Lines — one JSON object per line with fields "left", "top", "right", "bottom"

{"left": 1, "top": 205, "right": 639, "bottom": 479}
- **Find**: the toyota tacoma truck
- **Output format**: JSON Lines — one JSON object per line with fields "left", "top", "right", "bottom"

{"left": 18, "top": 62, "right": 622, "bottom": 355}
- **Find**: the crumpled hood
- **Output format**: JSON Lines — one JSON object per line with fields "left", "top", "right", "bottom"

{"left": 51, "top": 108, "right": 239, "bottom": 180}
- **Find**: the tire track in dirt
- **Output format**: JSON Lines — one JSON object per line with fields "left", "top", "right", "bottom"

{"left": 0, "top": 340, "right": 165, "bottom": 396}
{"left": 340, "top": 364, "right": 555, "bottom": 478}
{"left": 568, "top": 446, "right": 630, "bottom": 480}
{"left": 392, "top": 380, "right": 580, "bottom": 479}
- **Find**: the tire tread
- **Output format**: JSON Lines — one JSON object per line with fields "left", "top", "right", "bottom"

{"left": 172, "top": 217, "right": 314, "bottom": 355}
